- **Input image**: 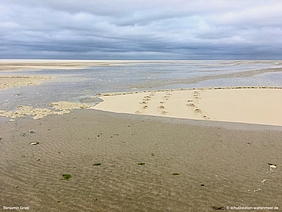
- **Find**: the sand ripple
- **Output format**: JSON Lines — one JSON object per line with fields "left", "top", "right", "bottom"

{"left": 0, "top": 110, "right": 281, "bottom": 211}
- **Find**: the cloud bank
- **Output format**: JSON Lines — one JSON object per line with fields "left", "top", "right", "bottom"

{"left": 0, "top": 0, "right": 282, "bottom": 59}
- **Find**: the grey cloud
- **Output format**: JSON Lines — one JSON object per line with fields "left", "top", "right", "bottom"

{"left": 0, "top": 0, "right": 282, "bottom": 59}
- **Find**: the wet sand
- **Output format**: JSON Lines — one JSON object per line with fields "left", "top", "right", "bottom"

{"left": 0, "top": 109, "right": 281, "bottom": 211}
{"left": 0, "top": 59, "right": 126, "bottom": 91}
{"left": 0, "top": 60, "right": 146, "bottom": 91}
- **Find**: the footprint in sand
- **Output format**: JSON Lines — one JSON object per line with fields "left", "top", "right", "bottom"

{"left": 162, "top": 91, "right": 172, "bottom": 100}
{"left": 157, "top": 105, "right": 168, "bottom": 115}
{"left": 186, "top": 103, "right": 195, "bottom": 107}
{"left": 186, "top": 99, "right": 196, "bottom": 107}
{"left": 186, "top": 97, "right": 211, "bottom": 120}
{"left": 143, "top": 96, "right": 151, "bottom": 101}
{"left": 193, "top": 91, "right": 201, "bottom": 100}
{"left": 135, "top": 104, "right": 148, "bottom": 114}
{"left": 137, "top": 94, "right": 152, "bottom": 113}
{"left": 193, "top": 108, "right": 211, "bottom": 120}
{"left": 202, "top": 115, "right": 210, "bottom": 120}
{"left": 139, "top": 94, "right": 152, "bottom": 104}
{"left": 161, "top": 111, "right": 168, "bottom": 115}
{"left": 163, "top": 96, "right": 170, "bottom": 100}
{"left": 194, "top": 108, "right": 201, "bottom": 113}
{"left": 165, "top": 91, "right": 172, "bottom": 96}
{"left": 149, "top": 92, "right": 155, "bottom": 97}
{"left": 140, "top": 93, "right": 154, "bottom": 104}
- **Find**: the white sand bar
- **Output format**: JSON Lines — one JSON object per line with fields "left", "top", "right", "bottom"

{"left": 93, "top": 87, "right": 282, "bottom": 126}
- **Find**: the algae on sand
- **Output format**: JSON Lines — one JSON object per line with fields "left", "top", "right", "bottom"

{"left": 62, "top": 174, "right": 72, "bottom": 180}
{"left": 172, "top": 173, "right": 180, "bottom": 175}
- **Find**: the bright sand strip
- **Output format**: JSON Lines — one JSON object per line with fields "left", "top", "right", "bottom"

{"left": 0, "top": 59, "right": 152, "bottom": 72}
{"left": 94, "top": 87, "right": 282, "bottom": 126}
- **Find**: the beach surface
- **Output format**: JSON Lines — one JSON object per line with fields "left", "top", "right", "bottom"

{"left": 0, "top": 110, "right": 281, "bottom": 212}
{"left": 94, "top": 87, "right": 282, "bottom": 127}
{"left": 1, "top": 60, "right": 282, "bottom": 211}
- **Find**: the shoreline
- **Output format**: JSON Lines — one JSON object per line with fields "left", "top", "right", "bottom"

{"left": 93, "top": 86, "right": 282, "bottom": 127}
{"left": 1, "top": 61, "right": 281, "bottom": 211}
{"left": 1, "top": 86, "right": 282, "bottom": 127}
{"left": 96, "top": 85, "right": 282, "bottom": 96}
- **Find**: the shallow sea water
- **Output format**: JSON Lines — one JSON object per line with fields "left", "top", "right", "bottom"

{"left": 1, "top": 60, "right": 282, "bottom": 110}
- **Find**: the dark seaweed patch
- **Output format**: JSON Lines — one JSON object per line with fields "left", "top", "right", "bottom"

{"left": 62, "top": 174, "right": 72, "bottom": 180}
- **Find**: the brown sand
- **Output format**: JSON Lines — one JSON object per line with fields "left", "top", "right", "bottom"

{"left": 0, "top": 109, "right": 281, "bottom": 211}
{"left": 94, "top": 87, "right": 282, "bottom": 127}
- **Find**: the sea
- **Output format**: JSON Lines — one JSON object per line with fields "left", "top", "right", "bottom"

{"left": 1, "top": 60, "right": 282, "bottom": 110}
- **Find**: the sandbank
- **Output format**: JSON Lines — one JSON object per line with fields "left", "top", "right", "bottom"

{"left": 0, "top": 59, "right": 157, "bottom": 72}
{"left": 94, "top": 86, "right": 282, "bottom": 126}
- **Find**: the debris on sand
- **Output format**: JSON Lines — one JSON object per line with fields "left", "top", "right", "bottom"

{"left": 172, "top": 173, "right": 180, "bottom": 175}
{"left": 29, "top": 141, "right": 39, "bottom": 145}
{"left": 268, "top": 163, "right": 277, "bottom": 172}
{"left": 62, "top": 174, "right": 72, "bottom": 180}
{"left": 138, "top": 162, "right": 145, "bottom": 165}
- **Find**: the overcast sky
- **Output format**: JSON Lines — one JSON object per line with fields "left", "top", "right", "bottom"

{"left": 0, "top": 0, "right": 282, "bottom": 59}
